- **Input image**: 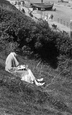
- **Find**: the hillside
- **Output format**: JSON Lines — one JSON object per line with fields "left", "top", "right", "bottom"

{"left": 0, "top": 0, "right": 18, "bottom": 11}
{"left": 0, "top": 52, "right": 72, "bottom": 115}
{"left": 0, "top": 1, "right": 72, "bottom": 115}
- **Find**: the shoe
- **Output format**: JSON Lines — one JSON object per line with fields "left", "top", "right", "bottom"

{"left": 37, "top": 78, "right": 43, "bottom": 82}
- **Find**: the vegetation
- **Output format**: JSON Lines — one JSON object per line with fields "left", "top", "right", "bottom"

{"left": 0, "top": 4, "right": 72, "bottom": 69}
{"left": 0, "top": 0, "right": 72, "bottom": 115}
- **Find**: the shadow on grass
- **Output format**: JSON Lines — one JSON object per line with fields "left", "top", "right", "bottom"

{"left": 22, "top": 41, "right": 59, "bottom": 69}
{"left": 0, "top": 74, "right": 72, "bottom": 114}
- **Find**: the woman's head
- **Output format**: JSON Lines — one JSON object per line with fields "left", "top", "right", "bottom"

{"left": 11, "top": 52, "right": 17, "bottom": 57}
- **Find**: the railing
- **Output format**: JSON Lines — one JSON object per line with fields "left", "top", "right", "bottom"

{"left": 40, "top": 12, "right": 70, "bottom": 28}
{"left": 56, "top": 18, "right": 70, "bottom": 28}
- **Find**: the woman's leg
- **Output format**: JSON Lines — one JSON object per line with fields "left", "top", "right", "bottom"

{"left": 27, "top": 69, "right": 45, "bottom": 86}
{"left": 27, "top": 69, "right": 36, "bottom": 81}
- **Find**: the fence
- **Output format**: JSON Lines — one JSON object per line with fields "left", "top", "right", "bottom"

{"left": 56, "top": 18, "right": 70, "bottom": 28}
{"left": 40, "top": 12, "right": 70, "bottom": 27}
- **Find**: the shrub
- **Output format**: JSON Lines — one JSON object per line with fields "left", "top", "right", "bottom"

{"left": 17, "top": 21, "right": 60, "bottom": 68}
{"left": 55, "top": 32, "right": 72, "bottom": 58}
{"left": 0, "top": 4, "right": 72, "bottom": 69}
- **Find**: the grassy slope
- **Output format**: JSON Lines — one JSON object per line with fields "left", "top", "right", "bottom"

{"left": 0, "top": 51, "right": 72, "bottom": 115}
{"left": 0, "top": 1, "right": 72, "bottom": 115}
{"left": 0, "top": 0, "right": 18, "bottom": 11}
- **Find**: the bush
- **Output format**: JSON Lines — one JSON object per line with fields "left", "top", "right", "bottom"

{"left": 0, "top": 5, "right": 72, "bottom": 69}
{"left": 17, "top": 21, "right": 60, "bottom": 68}
{"left": 55, "top": 33, "right": 72, "bottom": 58}
{"left": 0, "top": 6, "right": 35, "bottom": 52}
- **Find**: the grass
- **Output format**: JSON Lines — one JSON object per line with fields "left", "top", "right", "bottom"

{"left": 0, "top": 51, "right": 72, "bottom": 115}
{"left": 0, "top": 1, "right": 72, "bottom": 115}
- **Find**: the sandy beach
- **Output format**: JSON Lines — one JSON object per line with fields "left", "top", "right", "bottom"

{"left": 30, "top": 0, "right": 72, "bottom": 27}
{"left": 38, "top": 3, "right": 72, "bottom": 27}
{"left": 9, "top": 0, "right": 72, "bottom": 31}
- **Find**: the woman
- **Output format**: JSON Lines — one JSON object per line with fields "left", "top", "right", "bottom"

{"left": 5, "top": 52, "right": 45, "bottom": 86}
